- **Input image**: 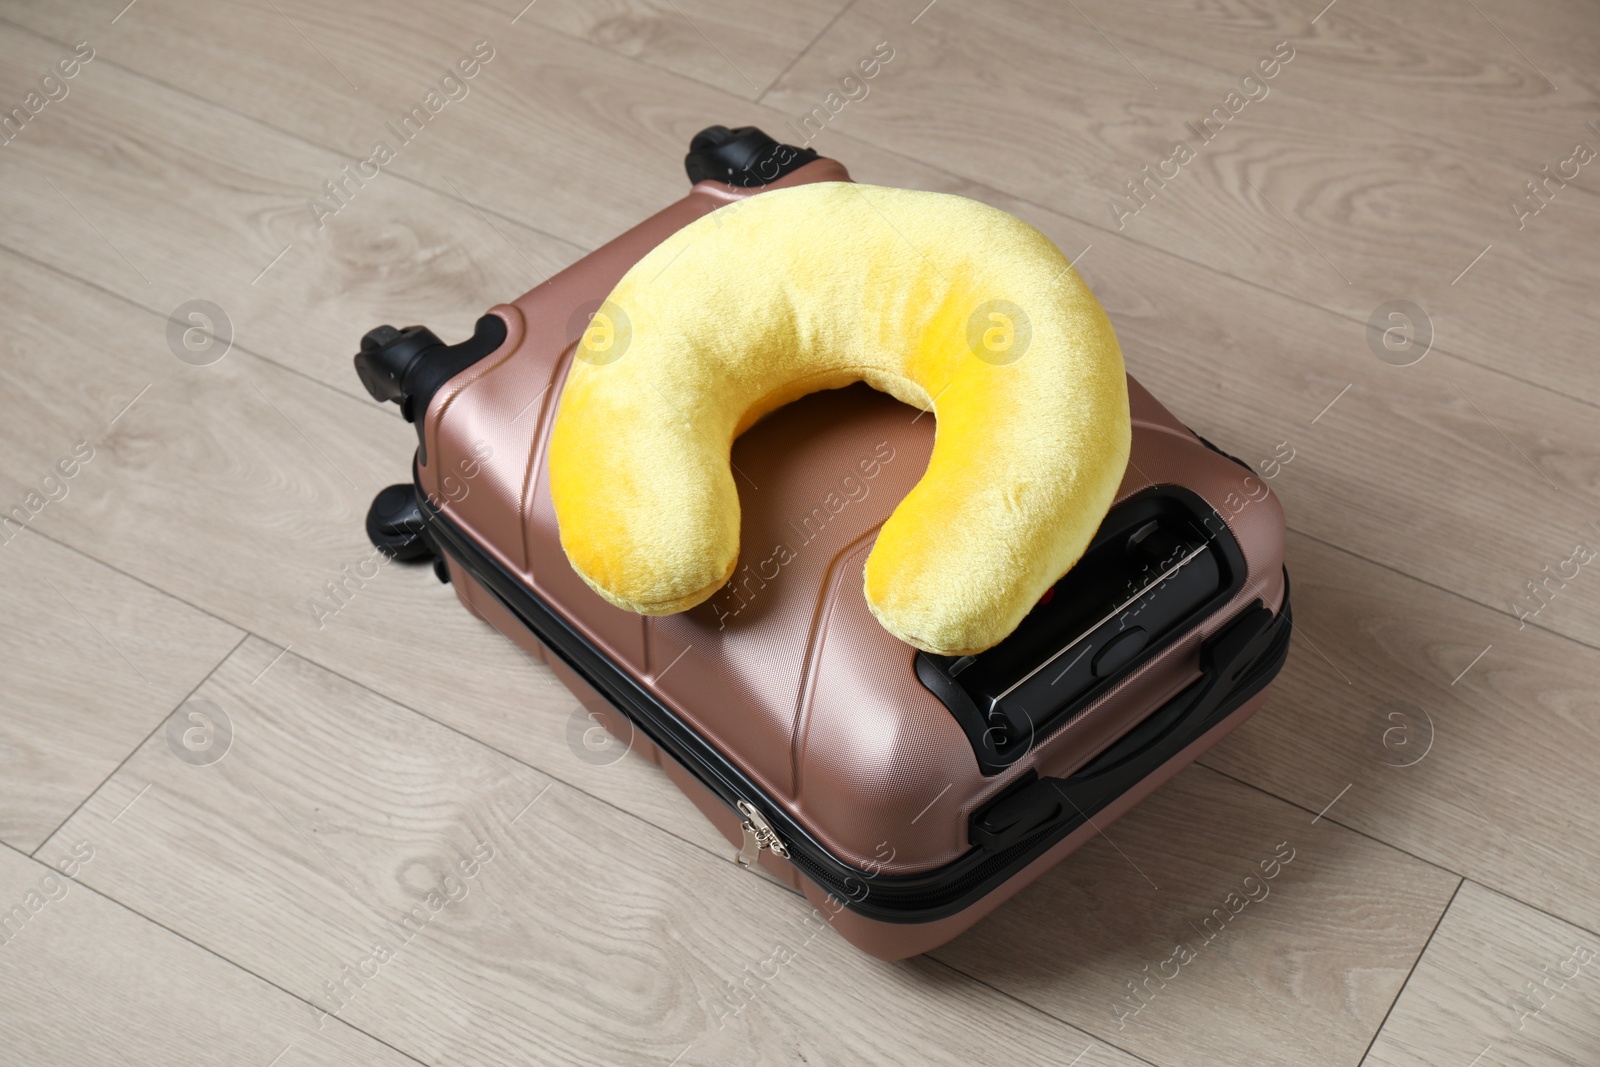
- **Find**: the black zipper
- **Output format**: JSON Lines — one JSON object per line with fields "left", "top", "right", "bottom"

{"left": 420, "top": 488, "right": 1291, "bottom": 924}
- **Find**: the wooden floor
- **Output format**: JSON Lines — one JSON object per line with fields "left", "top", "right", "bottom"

{"left": 0, "top": 0, "right": 1596, "bottom": 1063}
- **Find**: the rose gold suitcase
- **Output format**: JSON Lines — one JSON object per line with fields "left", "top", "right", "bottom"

{"left": 353, "top": 127, "right": 1291, "bottom": 959}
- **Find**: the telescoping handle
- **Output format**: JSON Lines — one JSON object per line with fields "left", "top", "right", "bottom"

{"left": 968, "top": 600, "right": 1283, "bottom": 853}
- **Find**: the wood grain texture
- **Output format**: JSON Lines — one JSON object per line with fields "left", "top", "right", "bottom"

{"left": 38, "top": 637, "right": 1152, "bottom": 1067}
{"left": 1056, "top": 0, "right": 1600, "bottom": 160}
{"left": 1202, "top": 531, "right": 1600, "bottom": 939}
{"left": 3, "top": 100, "right": 1599, "bottom": 964}
{"left": 761, "top": 0, "right": 1600, "bottom": 405}
{"left": 0, "top": 842, "right": 420, "bottom": 1066}
{"left": 0, "top": 25, "right": 583, "bottom": 401}
{"left": 510, "top": 0, "right": 853, "bottom": 99}
{"left": 0, "top": 2, "right": 1596, "bottom": 1064}
{"left": 934, "top": 765, "right": 1459, "bottom": 1067}
{"left": 5, "top": 4, "right": 1597, "bottom": 656}
{"left": 0, "top": 0, "right": 707, "bottom": 251}
{"left": 1365, "top": 881, "right": 1600, "bottom": 1067}
{"left": 0, "top": 249, "right": 734, "bottom": 864}
{"left": 0, "top": 529, "right": 241, "bottom": 852}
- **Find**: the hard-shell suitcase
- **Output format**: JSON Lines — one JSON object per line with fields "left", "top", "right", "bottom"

{"left": 353, "top": 126, "right": 1292, "bottom": 960}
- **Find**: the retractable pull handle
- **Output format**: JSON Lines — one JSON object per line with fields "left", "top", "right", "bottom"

{"left": 968, "top": 602, "right": 1280, "bottom": 853}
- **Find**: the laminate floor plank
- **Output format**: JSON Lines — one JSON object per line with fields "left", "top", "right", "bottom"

{"left": 507, "top": 0, "right": 854, "bottom": 99}
{"left": 1203, "top": 532, "right": 1600, "bottom": 940}
{"left": 932, "top": 766, "right": 1459, "bottom": 1067}
{"left": 1364, "top": 881, "right": 1600, "bottom": 1067}
{"left": 0, "top": 2, "right": 711, "bottom": 254}
{"left": 0, "top": 248, "right": 735, "bottom": 861}
{"left": 36, "top": 637, "right": 1154, "bottom": 1067}
{"left": 0, "top": 528, "right": 241, "bottom": 853}
{"left": 762, "top": 0, "right": 1600, "bottom": 406}
{"left": 0, "top": 841, "right": 422, "bottom": 1067}
{"left": 0, "top": 25, "right": 584, "bottom": 402}
{"left": 1044, "top": 0, "right": 1600, "bottom": 162}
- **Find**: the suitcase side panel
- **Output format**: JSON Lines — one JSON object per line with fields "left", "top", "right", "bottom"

{"left": 435, "top": 482, "right": 1287, "bottom": 948}
{"left": 460, "top": 524, "right": 1273, "bottom": 959}
{"left": 458, "top": 529, "right": 1277, "bottom": 961}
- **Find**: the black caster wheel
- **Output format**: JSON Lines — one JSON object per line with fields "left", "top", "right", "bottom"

{"left": 354, "top": 324, "right": 444, "bottom": 417}
{"left": 684, "top": 125, "right": 817, "bottom": 187}
{"left": 352, "top": 315, "right": 509, "bottom": 464}
{"left": 366, "top": 484, "right": 434, "bottom": 562}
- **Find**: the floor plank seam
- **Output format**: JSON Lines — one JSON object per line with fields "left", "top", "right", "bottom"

{"left": 921, "top": 954, "right": 1169, "bottom": 1067}
{"left": 1194, "top": 764, "right": 1464, "bottom": 882}
{"left": 756, "top": 0, "right": 860, "bottom": 103}
{"left": 1284, "top": 525, "right": 1600, "bottom": 657}
{"left": 25, "top": 630, "right": 249, "bottom": 859}
{"left": 1353, "top": 877, "right": 1463, "bottom": 1067}
{"left": 1456, "top": 876, "right": 1600, "bottom": 950}
{"left": 0, "top": 18, "right": 609, "bottom": 283}
{"left": 1003, "top": 14, "right": 1596, "bottom": 179}
{"left": 0, "top": 14, "right": 615, "bottom": 254}
{"left": 7, "top": 528, "right": 250, "bottom": 647}
{"left": 7, "top": 10, "right": 1597, "bottom": 426}
{"left": 0, "top": 238, "right": 440, "bottom": 426}
{"left": 194, "top": 632, "right": 804, "bottom": 892}
{"left": 0, "top": 838, "right": 436, "bottom": 1067}
{"left": 1195, "top": 763, "right": 1600, "bottom": 946}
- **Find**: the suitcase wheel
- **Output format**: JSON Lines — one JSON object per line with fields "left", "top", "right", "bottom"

{"left": 366, "top": 484, "right": 434, "bottom": 563}
{"left": 684, "top": 124, "right": 818, "bottom": 187}
{"left": 352, "top": 315, "right": 508, "bottom": 464}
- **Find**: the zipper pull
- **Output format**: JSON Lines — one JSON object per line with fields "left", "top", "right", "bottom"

{"left": 733, "top": 799, "right": 789, "bottom": 867}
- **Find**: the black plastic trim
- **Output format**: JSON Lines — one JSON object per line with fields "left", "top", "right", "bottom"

{"left": 684, "top": 125, "right": 819, "bottom": 187}
{"left": 1188, "top": 428, "right": 1257, "bottom": 477}
{"left": 419, "top": 483, "right": 1291, "bottom": 923}
{"left": 354, "top": 315, "right": 507, "bottom": 464}
{"left": 916, "top": 485, "right": 1248, "bottom": 774}
{"left": 366, "top": 483, "right": 435, "bottom": 562}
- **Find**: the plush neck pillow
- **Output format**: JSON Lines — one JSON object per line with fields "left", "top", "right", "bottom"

{"left": 548, "top": 182, "right": 1130, "bottom": 656}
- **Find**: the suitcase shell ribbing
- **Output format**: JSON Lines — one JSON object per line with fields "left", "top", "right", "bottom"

{"left": 368, "top": 141, "right": 1290, "bottom": 959}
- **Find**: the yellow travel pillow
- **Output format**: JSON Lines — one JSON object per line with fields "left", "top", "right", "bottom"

{"left": 548, "top": 182, "right": 1130, "bottom": 656}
